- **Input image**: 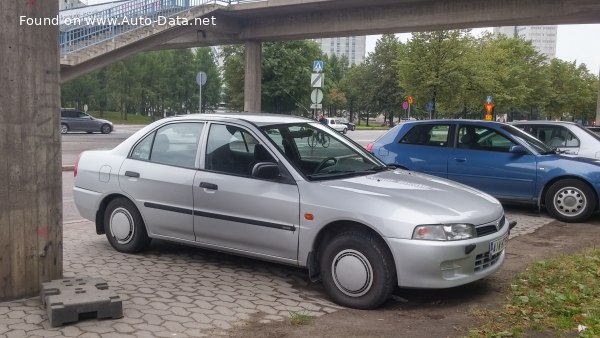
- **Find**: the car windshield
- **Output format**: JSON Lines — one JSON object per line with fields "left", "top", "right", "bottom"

{"left": 578, "top": 125, "right": 600, "bottom": 141}
{"left": 261, "top": 122, "right": 385, "bottom": 180}
{"left": 500, "top": 125, "right": 554, "bottom": 154}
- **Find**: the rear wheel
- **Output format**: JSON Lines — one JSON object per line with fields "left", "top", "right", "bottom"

{"left": 545, "top": 179, "right": 595, "bottom": 223}
{"left": 60, "top": 124, "right": 68, "bottom": 134}
{"left": 104, "top": 197, "right": 151, "bottom": 253}
{"left": 101, "top": 124, "right": 112, "bottom": 134}
{"left": 319, "top": 231, "right": 396, "bottom": 309}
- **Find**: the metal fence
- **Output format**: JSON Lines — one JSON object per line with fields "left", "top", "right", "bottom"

{"left": 59, "top": 0, "right": 262, "bottom": 55}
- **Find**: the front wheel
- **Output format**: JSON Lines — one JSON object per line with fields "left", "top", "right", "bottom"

{"left": 319, "top": 231, "right": 396, "bottom": 309}
{"left": 60, "top": 124, "right": 69, "bottom": 134}
{"left": 104, "top": 197, "right": 151, "bottom": 253}
{"left": 545, "top": 179, "right": 596, "bottom": 223}
{"left": 342, "top": 128, "right": 348, "bottom": 134}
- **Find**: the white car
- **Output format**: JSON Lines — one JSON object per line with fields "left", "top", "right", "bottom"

{"left": 324, "top": 118, "right": 348, "bottom": 134}
{"left": 512, "top": 121, "right": 600, "bottom": 159}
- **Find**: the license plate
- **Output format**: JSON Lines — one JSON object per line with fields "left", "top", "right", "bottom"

{"left": 489, "top": 234, "right": 508, "bottom": 256}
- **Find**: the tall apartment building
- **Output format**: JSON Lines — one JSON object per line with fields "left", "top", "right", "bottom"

{"left": 314, "top": 36, "right": 366, "bottom": 65}
{"left": 59, "top": 0, "right": 85, "bottom": 10}
{"left": 493, "top": 25, "right": 558, "bottom": 60}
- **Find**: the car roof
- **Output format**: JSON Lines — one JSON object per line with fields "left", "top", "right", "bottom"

{"left": 510, "top": 120, "right": 579, "bottom": 126}
{"left": 166, "top": 113, "right": 313, "bottom": 126}
{"left": 400, "top": 119, "right": 507, "bottom": 127}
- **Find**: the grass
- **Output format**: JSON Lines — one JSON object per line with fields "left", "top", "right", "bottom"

{"left": 89, "top": 111, "right": 154, "bottom": 125}
{"left": 289, "top": 311, "right": 314, "bottom": 326}
{"left": 468, "top": 248, "right": 600, "bottom": 338}
{"left": 355, "top": 124, "right": 390, "bottom": 130}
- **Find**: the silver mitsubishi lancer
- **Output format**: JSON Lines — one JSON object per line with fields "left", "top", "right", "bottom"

{"left": 73, "top": 114, "right": 510, "bottom": 309}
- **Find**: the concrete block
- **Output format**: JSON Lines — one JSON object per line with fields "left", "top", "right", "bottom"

{"left": 40, "top": 278, "right": 123, "bottom": 327}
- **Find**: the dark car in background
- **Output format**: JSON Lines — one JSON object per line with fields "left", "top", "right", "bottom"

{"left": 61, "top": 108, "right": 114, "bottom": 134}
{"left": 586, "top": 126, "right": 600, "bottom": 135}
{"left": 367, "top": 119, "right": 600, "bottom": 223}
{"left": 337, "top": 117, "right": 356, "bottom": 131}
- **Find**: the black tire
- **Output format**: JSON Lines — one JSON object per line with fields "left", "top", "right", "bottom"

{"left": 101, "top": 124, "right": 112, "bottom": 134}
{"left": 319, "top": 231, "right": 396, "bottom": 309}
{"left": 61, "top": 124, "right": 69, "bottom": 134}
{"left": 104, "top": 197, "right": 151, "bottom": 253}
{"left": 342, "top": 128, "right": 347, "bottom": 134}
{"left": 545, "top": 179, "right": 596, "bottom": 223}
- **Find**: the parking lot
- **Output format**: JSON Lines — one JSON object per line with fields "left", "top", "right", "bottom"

{"left": 1, "top": 128, "right": 597, "bottom": 337}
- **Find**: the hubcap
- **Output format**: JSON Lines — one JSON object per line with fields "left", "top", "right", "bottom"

{"left": 61, "top": 125, "right": 67, "bottom": 134}
{"left": 331, "top": 249, "right": 373, "bottom": 297}
{"left": 110, "top": 207, "right": 135, "bottom": 244}
{"left": 553, "top": 187, "right": 586, "bottom": 217}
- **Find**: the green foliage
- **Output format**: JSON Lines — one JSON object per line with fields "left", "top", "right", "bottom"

{"left": 61, "top": 48, "right": 222, "bottom": 120}
{"left": 468, "top": 248, "right": 600, "bottom": 338}
{"left": 288, "top": 312, "right": 314, "bottom": 326}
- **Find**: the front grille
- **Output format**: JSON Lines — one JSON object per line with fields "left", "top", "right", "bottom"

{"left": 474, "top": 251, "right": 502, "bottom": 272}
{"left": 475, "top": 215, "right": 505, "bottom": 237}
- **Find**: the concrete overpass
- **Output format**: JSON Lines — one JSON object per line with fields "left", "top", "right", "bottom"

{"left": 59, "top": 0, "right": 600, "bottom": 113}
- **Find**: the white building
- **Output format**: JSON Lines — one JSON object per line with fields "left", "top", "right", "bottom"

{"left": 314, "top": 36, "right": 366, "bottom": 65}
{"left": 493, "top": 25, "right": 557, "bottom": 60}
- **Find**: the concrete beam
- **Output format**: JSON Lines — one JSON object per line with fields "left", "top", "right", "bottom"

{"left": 596, "top": 69, "right": 600, "bottom": 124}
{"left": 244, "top": 41, "right": 262, "bottom": 113}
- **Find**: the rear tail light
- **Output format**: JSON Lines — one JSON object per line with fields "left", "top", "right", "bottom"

{"left": 366, "top": 143, "right": 374, "bottom": 152}
{"left": 74, "top": 153, "right": 81, "bottom": 177}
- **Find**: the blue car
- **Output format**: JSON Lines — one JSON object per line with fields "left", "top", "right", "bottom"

{"left": 367, "top": 120, "right": 600, "bottom": 223}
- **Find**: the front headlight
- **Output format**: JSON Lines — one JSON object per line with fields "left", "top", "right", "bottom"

{"left": 412, "top": 224, "right": 475, "bottom": 241}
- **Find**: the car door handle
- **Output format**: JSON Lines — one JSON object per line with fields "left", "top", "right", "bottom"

{"left": 453, "top": 158, "right": 466, "bottom": 162}
{"left": 200, "top": 182, "right": 218, "bottom": 190}
{"left": 125, "top": 171, "right": 140, "bottom": 178}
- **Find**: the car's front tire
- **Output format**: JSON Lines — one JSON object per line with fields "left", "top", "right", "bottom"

{"left": 319, "top": 231, "right": 396, "bottom": 309}
{"left": 545, "top": 179, "right": 596, "bottom": 223}
{"left": 104, "top": 197, "right": 151, "bottom": 253}
{"left": 60, "top": 124, "right": 69, "bottom": 134}
{"left": 342, "top": 128, "right": 348, "bottom": 134}
{"left": 101, "top": 124, "right": 112, "bottom": 134}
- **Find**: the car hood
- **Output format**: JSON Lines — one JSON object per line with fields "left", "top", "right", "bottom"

{"left": 94, "top": 118, "right": 113, "bottom": 125}
{"left": 318, "top": 169, "right": 503, "bottom": 227}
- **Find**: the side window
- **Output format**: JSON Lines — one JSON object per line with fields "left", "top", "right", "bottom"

{"left": 77, "top": 112, "right": 89, "bottom": 119}
{"left": 458, "top": 125, "right": 516, "bottom": 152}
{"left": 131, "top": 122, "right": 204, "bottom": 168}
{"left": 205, "top": 124, "right": 275, "bottom": 176}
{"left": 400, "top": 124, "right": 449, "bottom": 147}
{"left": 548, "top": 126, "right": 579, "bottom": 148}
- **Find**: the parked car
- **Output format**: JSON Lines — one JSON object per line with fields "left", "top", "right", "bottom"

{"left": 74, "top": 114, "right": 510, "bottom": 309}
{"left": 368, "top": 119, "right": 600, "bottom": 223}
{"left": 337, "top": 117, "right": 356, "bottom": 131}
{"left": 511, "top": 121, "right": 600, "bottom": 159}
{"left": 61, "top": 108, "right": 113, "bottom": 134}
{"left": 322, "top": 117, "right": 348, "bottom": 134}
{"left": 586, "top": 126, "right": 600, "bottom": 135}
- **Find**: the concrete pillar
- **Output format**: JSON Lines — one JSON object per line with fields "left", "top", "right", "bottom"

{"left": 0, "top": 0, "right": 63, "bottom": 300}
{"left": 244, "top": 41, "right": 262, "bottom": 112}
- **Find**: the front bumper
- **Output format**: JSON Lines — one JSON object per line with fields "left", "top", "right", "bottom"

{"left": 387, "top": 218, "right": 510, "bottom": 289}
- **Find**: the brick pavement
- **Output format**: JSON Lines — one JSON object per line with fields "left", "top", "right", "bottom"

{"left": 0, "top": 209, "right": 553, "bottom": 337}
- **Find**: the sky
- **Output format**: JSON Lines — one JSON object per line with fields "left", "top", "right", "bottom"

{"left": 365, "top": 25, "right": 600, "bottom": 74}
{"left": 83, "top": 0, "right": 599, "bottom": 73}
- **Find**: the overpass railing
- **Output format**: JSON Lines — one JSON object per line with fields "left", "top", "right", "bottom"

{"left": 60, "top": 0, "right": 261, "bottom": 55}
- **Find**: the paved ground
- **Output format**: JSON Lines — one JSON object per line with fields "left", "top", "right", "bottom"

{"left": 0, "top": 207, "right": 554, "bottom": 337}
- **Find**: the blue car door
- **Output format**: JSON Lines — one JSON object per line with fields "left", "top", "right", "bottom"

{"left": 379, "top": 123, "right": 451, "bottom": 178}
{"left": 447, "top": 124, "right": 537, "bottom": 201}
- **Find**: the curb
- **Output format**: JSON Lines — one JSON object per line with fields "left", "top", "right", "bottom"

{"left": 62, "top": 165, "right": 75, "bottom": 172}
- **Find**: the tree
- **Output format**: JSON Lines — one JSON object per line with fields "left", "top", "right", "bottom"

{"left": 194, "top": 47, "right": 222, "bottom": 112}
{"left": 398, "top": 30, "right": 472, "bottom": 118}
{"left": 221, "top": 45, "right": 245, "bottom": 111}
{"left": 367, "top": 34, "right": 403, "bottom": 124}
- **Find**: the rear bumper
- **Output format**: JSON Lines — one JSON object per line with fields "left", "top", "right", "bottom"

{"left": 73, "top": 186, "right": 102, "bottom": 222}
{"left": 387, "top": 218, "right": 509, "bottom": 289}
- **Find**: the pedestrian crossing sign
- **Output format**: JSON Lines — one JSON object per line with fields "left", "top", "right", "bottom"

{"left": 313, "top": 61, "right": 324, "bottom": 73}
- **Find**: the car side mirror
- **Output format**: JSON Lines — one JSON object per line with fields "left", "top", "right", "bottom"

{"left": 509, "top": 145, "right": 528, "bottom": 154}
{"left": 252, "top": 162, "right": 280, "bottom": 180}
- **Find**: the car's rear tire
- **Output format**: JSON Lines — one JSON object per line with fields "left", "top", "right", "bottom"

{"left": 319, "top": 231, "right": 396, "bottom": 309}
{"left": 104, "top": 197, "right": 151, "bottom": 253}
{"left": 545, "top": 179, "right": 596, "bottom": 223}
{"left": 101, "top": 124, "right": 112, "bottom": 134}
{"left": 60, "top": 124, "right": 68, "bottom": 134}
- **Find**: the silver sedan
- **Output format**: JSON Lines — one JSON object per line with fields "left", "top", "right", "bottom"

{"left": 73, "top": 114, "right": 510, "bottom": 309}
